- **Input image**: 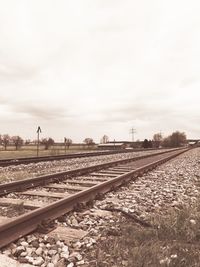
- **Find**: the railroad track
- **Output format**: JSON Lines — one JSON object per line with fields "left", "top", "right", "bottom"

{"left": 0, "top": 148, "right": 189, "bottom": 248}
{"left": 0, "top": 148, "right": 164, "bottom": 167}
{"left": 0, "top": 150, "right": 137, "bottom": 167}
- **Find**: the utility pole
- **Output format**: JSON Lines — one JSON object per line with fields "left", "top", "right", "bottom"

{"left": 130, "top": 127, "right": 136, "bottom": 142}
{"left": 36, "top": 126, "right": 42, "bottom": 157}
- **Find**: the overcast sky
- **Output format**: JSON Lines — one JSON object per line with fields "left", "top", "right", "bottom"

{"left": 0, "top": 0, "right": 200, "bottom": 142}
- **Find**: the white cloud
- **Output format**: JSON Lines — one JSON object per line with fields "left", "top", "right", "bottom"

{"left": 0, "top": 0, "right": 200, "bottom": 142}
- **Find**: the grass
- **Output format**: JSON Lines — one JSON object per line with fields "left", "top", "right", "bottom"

{"left": 0, "top": 145, "right": 98, "bottom": 159}
{"left": 90, "top": 202, "right": 200, "bottom": 267}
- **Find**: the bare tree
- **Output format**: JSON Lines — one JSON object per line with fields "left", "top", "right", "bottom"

{"left": 2, "top": 134, "right": 10, "bottom": 150}
{"left": 153, "top": 133, "right": 163, "bottom": 148}
{"left": 24, "top": 139, "right": 31, "bottom": 145}
{"left": 41, "top": 137, "right": 55, "bottom": 150}
{"left": 162, "top": 136, "right": 170, "bottom": 147}
{"left": 100, "top": 135, "right": 109, "bottom": 144}
{"left": 83, "top": 138, "right": 94, "bottom": 148}
{"left": 162, "top": 131, "right": 187, "bottom": 147}
{"left": 64, "top": 138, "right": 72, "bottom": 149}
{"left": 11, "top": 136, "right": 24, "bottom": 150}
{"left": 170, "top": 131, "right": 187, "bottom": 147}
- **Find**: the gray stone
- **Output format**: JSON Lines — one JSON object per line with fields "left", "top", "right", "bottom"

{"left": 76, "top": 260, "right": 85, "bottom": 265}
{"left": 0, "top": 254, "right": 33, "bottom": 267}
{"left": 21, "top": 241, "right": 29, "bottom": 247}
{"left": 52, "top": 253, "right": 60, "bottom": 264}
{"left": 60, "top": 252, "right": 69, "bottom": 259}
{"left": 35, "top": 247, "right": 43, "bottom": 256}
{"left": 48, "top": 250, "right": 57, "bottom": 256}
{"left": 55, "top": 258, "right": 66, "bottom": 267}
{"left": 32, "top": 257, "right": 44, "bottom": 266}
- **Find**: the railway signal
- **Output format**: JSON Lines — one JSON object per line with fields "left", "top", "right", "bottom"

{"left": 36, "top": 126, "right": 42, "bottom": 157}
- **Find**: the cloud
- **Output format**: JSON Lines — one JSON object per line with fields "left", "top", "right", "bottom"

{"left": 0, "top": 0, "right": 200, "bottom": 141}
{"left": 10, "top": 103, "right": 71, "bottom": 120}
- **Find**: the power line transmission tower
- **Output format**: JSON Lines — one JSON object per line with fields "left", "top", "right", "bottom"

{"left": 130, "top": 128, "right": 136, "bottom": 142}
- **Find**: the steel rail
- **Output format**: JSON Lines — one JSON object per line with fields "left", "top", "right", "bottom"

{"left": 0, "top": 148, "right": 185, "bottom": 196}
{"left": 0, "top": 148, "right": 188, "bottom": 248}
{"left": 0, "top": 148, "right": 176, "bottom": 167}
{"left": 0, "top": 149, "right": 136, "bottom": 167}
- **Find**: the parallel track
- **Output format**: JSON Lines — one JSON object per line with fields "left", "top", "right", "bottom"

{"left": 0, "top": 150, "right": 135, "bottom": 167}
{"left": 0, "top": 148, "right": 189, "bottom": 248}
{"left": 0, "top": 148, "right": 166, "bottom": 167}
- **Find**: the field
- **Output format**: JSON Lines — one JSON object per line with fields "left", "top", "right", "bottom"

{"left": 0, "top": 144, "right": 98, "bottom": 159}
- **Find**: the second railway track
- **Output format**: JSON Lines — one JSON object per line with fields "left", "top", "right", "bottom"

{"left": 0, "top": 148, "right": 189, "bottom": 248}
{"left": 0, "top": 149, "right": 145, "bottom": 167}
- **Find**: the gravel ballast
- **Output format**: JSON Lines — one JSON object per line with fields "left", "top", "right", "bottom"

{"left": 1, "top": 147, "right": 199, "bottom": 266}
{"left": 0, "top": 149, "right": 170, "bottom": 183}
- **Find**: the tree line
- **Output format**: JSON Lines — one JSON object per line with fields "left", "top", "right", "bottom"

{"left": 143, "top": 131, "right": 187, "bottom": 148}
{"left": 0, "top": 134, "right": 96, "bottom": 150}
{"left": 0, "top": 134, "right": 23, "bottom": 150}
{"left": 0, "top": 131, "right": 187, "bottom": 151}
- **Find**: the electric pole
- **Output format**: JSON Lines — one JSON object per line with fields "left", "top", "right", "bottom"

{"left": 130, "top": 127, "right": 136, "bottom": 142}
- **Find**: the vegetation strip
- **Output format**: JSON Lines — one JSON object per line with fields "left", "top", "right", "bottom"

{"left": 103, "top": 207, "right": 152, "bottom": 227}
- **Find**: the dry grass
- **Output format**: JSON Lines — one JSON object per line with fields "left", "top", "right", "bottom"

{"left": 0, "top": 145, "right": 97, "bottom": 159}
{"left": 90, "top": 203, "right": 200, "bottom": 267}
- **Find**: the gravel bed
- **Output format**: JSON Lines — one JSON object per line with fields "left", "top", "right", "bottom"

{"left": 0, "top": 149, "right": 170, "bottom": 184}
{"left": 97, "top": 148, "right": 200, "bottom": 216}
{"left": 1, "top": 148, "right": 198, "bottom": 266}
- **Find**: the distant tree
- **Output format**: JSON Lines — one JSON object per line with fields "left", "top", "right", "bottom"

{"left": 148, "top": 140, "right": 153, "bottom": 148}
{"left": 142, "top": 139, "right": 153, "bottom": 148}
{"left": 41, "top": 137, "right": 55, "bottom": 150}
{"left": 162, "top": 137, "right": 169, "bottom": 147}
{"left": 153, "top": 133, "right": 163, "bottom": 148}
{"left": 64, "top": 138, "right": 72, "bottom": 149}
{"left": 169, "top": 131, "right": 187, "bottom": 147}
{"left": 2, "top": 134, "right": 10, "bottom": 150}
{"left": 32, "top": 139, "right": 38, "bottom": 145}
{"left": 24, "top": 139, "right": 31, "bottom": 145}
{"left": 100, "top": 135, "right": 109, "bottom": 144}
{"left": 83, "top": 138, "right": 94, "bottom": 148}
{"left": 162, "top": 131, "right": 187, "bottom": 147}
{"left": 11, "top": 136, "right": 23, "bottom": 150}
{"left": 142, "top": 139, "right": 149, "bottom": 148}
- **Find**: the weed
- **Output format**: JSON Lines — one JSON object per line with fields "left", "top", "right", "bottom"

{"left": 90, "top": 204, "right": 200, "bottom": 267}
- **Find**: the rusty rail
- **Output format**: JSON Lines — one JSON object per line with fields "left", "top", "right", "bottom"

{"left": 0, "top": 148, "right": 189, "bottom": 248}
{"left": 0, "top": 148, "right": 185, "bottom": 196}
{"left": 0, "top": 149, "right": 146, "bottom": 167}
{"left": 0, "top": 148, "right": 182, "bottom": 167}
